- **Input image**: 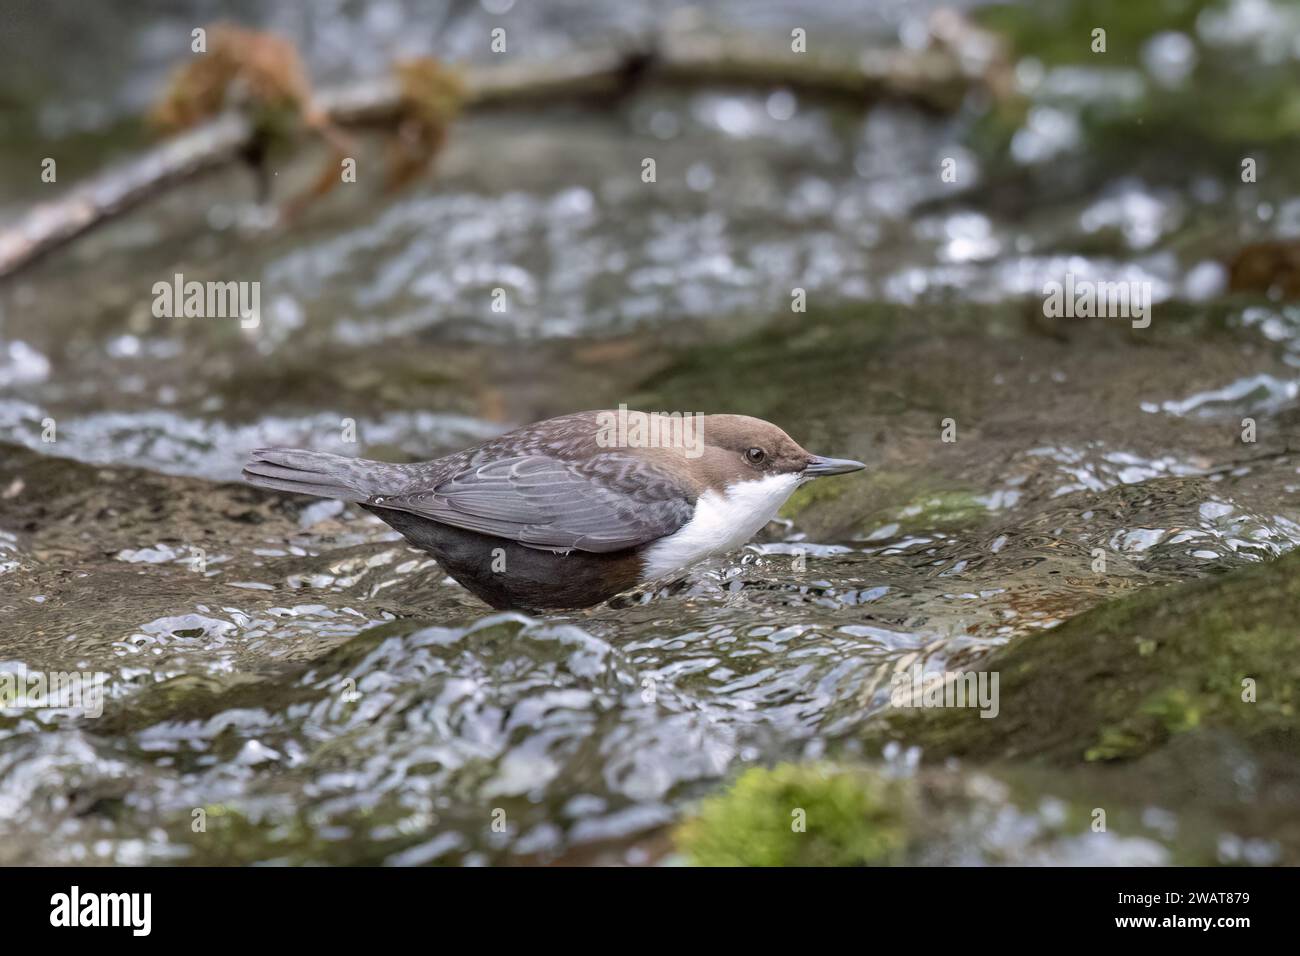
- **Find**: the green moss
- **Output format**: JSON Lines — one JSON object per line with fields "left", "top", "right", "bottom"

{"left": 977, "top": 0, "right": 1208, "bottom": 66}
{"left": 837, "top": 474, "right": 992, "bottom": 538}
{"left": 875, "top": 550, "right": 1300, "bottom": 764}
{"left": 779, "top": 474, "right": 853, "bottom": 519}
{"left": 1082, "top": 726, "right": 1151, "bottom": 763}
{"left": 675, "top": 763, "right": 910, "bottom": 866}
{"left": 974, "top": 0, "right": 1300, "bottom": 159}
{"left": 1143, "top": 687, "right": 1203, "bottom": 734}
{"left": 892, "top": 489, "right": 990, "bottom": 534}
{"left": 1083, "top": 688, "right": 1203, "bottom": 761}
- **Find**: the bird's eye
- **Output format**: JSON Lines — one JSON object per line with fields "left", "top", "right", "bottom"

{"left": 745, "top": 447, "right": 767, "bottom": 465}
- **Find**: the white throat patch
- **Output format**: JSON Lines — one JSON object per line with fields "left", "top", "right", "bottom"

{"left": 639, "top": 472, "right": 802, "bottom": 582}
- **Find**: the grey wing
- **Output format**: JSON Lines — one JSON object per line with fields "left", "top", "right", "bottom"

{"left": 377, "top": 454, "right": 693, "bottom": 552}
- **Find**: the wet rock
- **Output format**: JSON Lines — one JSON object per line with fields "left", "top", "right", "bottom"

{"left": 867, "top": 549, "right": 1300, "bottom": 862}
{"left": 874, "top": 549, "right": 1300, "bottom": 763}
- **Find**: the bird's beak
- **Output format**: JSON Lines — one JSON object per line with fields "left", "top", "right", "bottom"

{"left": 803, "top": 455, "right": 866, "bottom": 478}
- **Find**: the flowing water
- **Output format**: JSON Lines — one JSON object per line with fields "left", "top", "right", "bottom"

{"left": 2, "top": 0, "right": 1300, "bottom": 864}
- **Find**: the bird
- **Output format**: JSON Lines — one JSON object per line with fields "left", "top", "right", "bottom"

{"left": 242, "top": 410, "right": 864, "bottom": 611}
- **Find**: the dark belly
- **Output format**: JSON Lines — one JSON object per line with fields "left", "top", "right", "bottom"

{"left": 363, "top": 505, "right": 646, "bottom": 611}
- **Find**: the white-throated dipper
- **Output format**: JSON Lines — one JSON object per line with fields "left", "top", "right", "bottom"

{"left": 242, "top": 410, "right": 864, "bottom": 611}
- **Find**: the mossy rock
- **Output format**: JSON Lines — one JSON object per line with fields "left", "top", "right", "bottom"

{"left": 672, "top": 760, "right": 1186, "bottom": 865}
{"left": 675, "top": 763, "right": 910, "bottom": 866}
{"left": 780, "top": 469, "right": 991, "bottom": 538}
{"left": 874, "top": 549, "right": 1300, "bottom": 764}
{"left": 779, "top": 472, "right": 854, "bottom": 520}
{"left": 883, "top": 486, "right": 991, "bottom": 535}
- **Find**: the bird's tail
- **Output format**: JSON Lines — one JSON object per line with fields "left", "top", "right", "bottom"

{"left": 242, "top": 447, "right": 407, "bottom": 502}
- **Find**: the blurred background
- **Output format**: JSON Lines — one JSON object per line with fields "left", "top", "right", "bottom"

{"left": 1, "top": 0, "right": 1299, "bottom": 866}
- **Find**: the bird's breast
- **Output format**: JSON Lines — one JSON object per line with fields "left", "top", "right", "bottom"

{"left": 637, "top": 472, "right": 801, "bottom": 582}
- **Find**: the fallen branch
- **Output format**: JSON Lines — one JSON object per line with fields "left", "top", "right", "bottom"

{"left": 0, "top": 22, "right": 1001, "bottom": 278}
{"left": 0, "top": 113, "right": 252, "bottom": 277}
